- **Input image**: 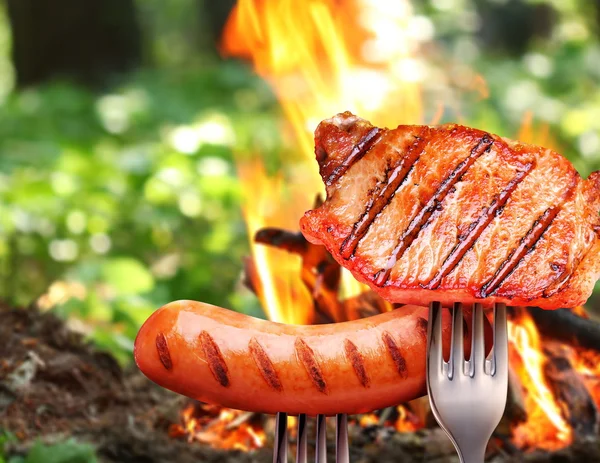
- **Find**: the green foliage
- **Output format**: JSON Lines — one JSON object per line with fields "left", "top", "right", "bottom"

{"left": 5, "top": 440, "right": 97, "bottom": 463}
{"left": 0, "top": 431, "right": 17, "bottom": 463}
{"left": 0, "top": 63, "right": 280, "bottom": 362}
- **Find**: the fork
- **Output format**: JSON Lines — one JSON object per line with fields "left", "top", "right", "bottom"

{"left": 273, "top": 412, "right": 349, "bottom": 463}
{"left": 426, "top": 301, "right": 508, "bottom": 463}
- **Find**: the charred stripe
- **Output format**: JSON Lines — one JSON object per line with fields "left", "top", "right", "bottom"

{"left": 344, "top": 339, "right": 370, "bottom": 388}
{"left": 325, "top": 128, "right": 382, "bottom": 186}
{"left": 340, "top": 131, "right": 427, "bottom": 259}
{"left": 382, "top": 331, "right": 408, "bottom": 379}
{"left": 427, "top": 164, "right": 533, "bottom": 289}
{"left": 249, "top": 337, "right": 283, "bottom": 392}
{"left": 479, "top": 207, "right": 561, "bottom": 297}
{"left": 374, "top": 134, "right": 494, "bottom": 286}
{"left": 155, "top": 333, "right": 172, "bottom": 370}
{"left": 295, "top": 338, "right": 328, "bottom": 394}
{"left": 199, "top": 331, "right": 231, "bottom": 387}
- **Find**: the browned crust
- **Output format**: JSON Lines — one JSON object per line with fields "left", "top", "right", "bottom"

{"left": 340, "top": 130, "right": 428, "bottom": 259}
{"left": 155, "top": 333, "right": 172, "bottom": 370}
{"left": 343, "top": 339, "right": 370, "bottom": 388}
{"left": 199, "top": 331, "right": 230, "bottom": 387}
{"left": 480, "top": 206, "right": 562, "bottom": 298}
{"left": 427, "top": 163, "right": 534, "bottom": 289}
{"left": 381, "top": 331, "right": 408, "bottom": 379}
{"left": 374, "top": 134, "right": 495, "bottom": 286}
{"left": 295, "top": 337, "right": 328, "bottom": 394}
{"left": 326, "top": 127, "right": 382, "bottom": 186}
{"left": 248, "top": 337, "right": 283, "bottom": 392}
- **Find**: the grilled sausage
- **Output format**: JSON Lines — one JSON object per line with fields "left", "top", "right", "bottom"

{"left": 134, "top": 300, "right": 485, "bottom": 415}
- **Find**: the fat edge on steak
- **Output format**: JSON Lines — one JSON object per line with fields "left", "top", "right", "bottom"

{"left": 300, "top": 112, "right": 600, "bottom": 309}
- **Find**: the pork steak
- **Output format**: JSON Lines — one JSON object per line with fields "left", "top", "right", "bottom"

{"left": 300, "top": 112, "right": 600, "bottom": 309}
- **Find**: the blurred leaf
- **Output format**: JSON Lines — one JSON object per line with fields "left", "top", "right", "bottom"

{"left": 19, "top": 440, "right": 97, "bottom": 463}
{"left": 101, "top": 258, "right": 155, "bottom": 296}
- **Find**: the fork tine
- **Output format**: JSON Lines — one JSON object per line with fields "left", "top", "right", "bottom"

{"left": 492, "top": 303, "right": 508, "bottom": 377}
{"left": 296, "top": 414, "right": 307, "bottom": 463}
{"left": 273, "top": 412, "right": 287, "bottom": 463}
{"left": 315, "top": 414, "right": 327, "bottom": 463}
{"left": 335, "top": 414, "right": 349, "bottom": 463}
{"left": 449, "top": 302, "right": 464, "bottom": 379}
{"left": 470, "top": 303, "right": 486, "bottom": 375}
{"left": 427, "top": 301, "right": 444, "bottom": 373}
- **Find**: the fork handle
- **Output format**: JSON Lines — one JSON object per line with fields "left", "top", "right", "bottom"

{"left": 457, "top": 443, "right": 486, "bottom": 463}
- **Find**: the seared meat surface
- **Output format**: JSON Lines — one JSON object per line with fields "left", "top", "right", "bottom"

{"left": 300, "top": 112, "right": 600, "bottom": 309}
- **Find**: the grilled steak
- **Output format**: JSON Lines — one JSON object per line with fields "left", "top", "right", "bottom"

{"left": 300, "top": 112, "right": 600, "bottom": 309}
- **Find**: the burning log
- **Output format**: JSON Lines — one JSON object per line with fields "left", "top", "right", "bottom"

{"left": 526, "top": 307, "right": 600, "bottom": 352}
{"left": 253, "top": 225, "right": 397, "bottom": 323}
{"left": 543, "top": 344, "right": 599, "bottom": 440}
{"left": 253, "top": 226, "right": 342, "bottom": 323}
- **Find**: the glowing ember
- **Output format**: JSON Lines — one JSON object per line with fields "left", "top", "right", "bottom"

{"left": 508, "top": 309, "right": 572, "bottom": 450}
{"left": 359, "top": 413, "right": 379, "bottom": 427}
{"left": 394, "top": 405, "right": 421, "bottom": 432}
{"left": 169, "top": 404, "right": 266, "bottom": 451}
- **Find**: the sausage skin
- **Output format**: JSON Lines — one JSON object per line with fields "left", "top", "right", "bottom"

{"left": 133, "top": 300, "right": 480, "bottom": 415}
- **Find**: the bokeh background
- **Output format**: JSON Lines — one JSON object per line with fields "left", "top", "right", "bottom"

{"left": 1, "top": 0, "right": 600, "bottom": 368}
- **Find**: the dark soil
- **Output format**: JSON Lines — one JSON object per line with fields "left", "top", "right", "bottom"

{"left": 0, "top": 304, "right": 270, "bottom": 462}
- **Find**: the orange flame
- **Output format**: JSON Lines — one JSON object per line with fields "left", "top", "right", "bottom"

{"left": 169, "top": 404, "right": 266, "bottom": 451}
{"left": 508, "top": 309, "right": 572, "bottom": 450}
{"left": 223, "top": 0, "right": 425, "bottom": 321}
{"left": 222, "top": 0, "right": 423, "bottom": 157}
{"left": 237, "top": 160, "right": 314, "bottom": 324}
{"left": 394, "top": 405, "right": 421, "bottom": 432}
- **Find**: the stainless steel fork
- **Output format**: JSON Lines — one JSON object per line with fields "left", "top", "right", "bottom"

{"left": 273, "top": 412, "right": 349, "bottom": 463}
{"left": 426, "top": 302, "right": 508, "bottom": 463}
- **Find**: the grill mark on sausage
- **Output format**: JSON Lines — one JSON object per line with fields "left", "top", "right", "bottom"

{"left": 339, "top": 131, "right": 428, "bottom": 259}
{"left": 295, "top": 338, "right": 328, "bottom": 394}
{"left": 374, "top": 135, "right": 494, "bottom": 286}
{"left": 479, "top": 207, "right": 561, "bottom": 298}
{"left": 343, "top": 339, "right": 370, "bottom": 388}
{"left": 382, "top": 331, "right": 408, "bottom": 379}
{"left": 415, "top": 317, "right": 428, "bottom": 343}
{"left": 427, "top": 164, "right": 534, "bottom": 289}
{"left": 199, "top": 331, "right": 230, "bottom": 387}
{"left": 155, "top": 333, "right": 172, "bottom": 370}
{"left": 325, "top": 128, "right": 382, "bottom": 186}
{"left": 249, "top": 337, "right": 283, "bottom": 392}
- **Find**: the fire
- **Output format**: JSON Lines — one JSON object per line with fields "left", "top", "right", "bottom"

{"left": 394, "top": 405, "right": 421, "bottom": 432}
{"left": 508, "top": 309, "right": 572, "bottom": 449}
{"left": 238, "top": 160, "right": 314, "bottom": 324}
{"left": 217, "top": 0, "right": 600, "bottom": 453}
{"left": 222, "top": 0, "right": 423, "bottom": 158}
{"left": 169, "top": 403, "right": 266, "bottom": 451}
{"left": 224, "top": 0, "right": 426, "bottom": 322}
{"left": 358, "top": 413, "right": 379, "bottom": 427}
